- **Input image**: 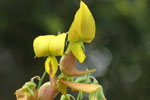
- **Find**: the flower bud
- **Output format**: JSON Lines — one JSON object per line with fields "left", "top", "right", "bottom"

{"left": 38, "top": 82, "right": 59, "bottom": 100}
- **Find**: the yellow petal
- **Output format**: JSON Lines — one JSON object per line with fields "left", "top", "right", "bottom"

{"left": 69, "top": 42, "right": 85, "bottom": 63}
{"left": 68, "top": 1, "right": 95, "bottom": 43}
{"left": 49, "top": 33, "right": 67, "bottom": 56}
{"left": 51, "top": 56, "right": 58, "bottom": 77}
{"left": 33, "top": 33, "right": 66, "bottom": 57}
{"left": 33, "top": 35, "right": 54, "bottom": 57}
{"left": 45, "top": 56, "right": 51, "bottom": 74}
{"left": 59, "top": 79, "right": 100, "bottom": 93}
{"left": 45, "top": 56, "right": 58, "bottom": 77}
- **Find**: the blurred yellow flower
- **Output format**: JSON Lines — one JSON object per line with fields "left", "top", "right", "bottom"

{"left": 68, "top": 1, "right": 96, "bottom": 63}
{"left": 33, "top": 33, "right": 66, "bottom": 77}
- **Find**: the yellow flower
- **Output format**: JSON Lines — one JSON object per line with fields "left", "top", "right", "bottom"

{"left": 33, "top": 33, "right": 66, "bottom": 77}
{"left": 68, "top": 1, "right": 96, "bottom": 63}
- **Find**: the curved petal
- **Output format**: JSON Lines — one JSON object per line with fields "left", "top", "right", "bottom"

{"left": 60, "top": 50, "right": 96, "bottom": 76}
{"left": 51, "top": 56, "right": 58, "bottom": 77}
{"left": 45, "top": 56, "right": 58, "bottom": 77}
{"left": 68, "top": 1, "right": 95, "bottom": 43}
{"left": 49, "top": 33, "right": 67, "bottom": 56}
{"left": 59, "top": 79, "right": 100, "bottom": 93}
{"left": 33, "top": 35, "right": 54, "bottom": 57}
{"left": 45, "top": 56, "right": 51, "bottom": 74}
{"left": 69, "top": 42, "right": 85, "bottom": 63}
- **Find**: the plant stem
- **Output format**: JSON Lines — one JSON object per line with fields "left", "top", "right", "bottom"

{"left": 37, "top": 71, "right": 47, "bottom": 90}
{"left": 77, "top": 91, "right": 84, "bottom": 100}
{"left": 77, "top": 92, "right": 81, "bottom": 100}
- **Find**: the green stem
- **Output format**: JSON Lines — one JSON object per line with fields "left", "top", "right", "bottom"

{"left": 70, "top": 95, "right": 76, "bottom": 100}
{"left": 77, "top": 91, "right": 84, "bottom": 100}
{"left": 77, "top": 92, "right": 81, "bottom": 100}
{"left": 37, "top": 71, "right": 47, "bottom": 90}
{"left": 80, "top": 92, "right": 84, "bottom": 100}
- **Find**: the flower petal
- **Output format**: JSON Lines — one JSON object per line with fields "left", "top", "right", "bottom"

{"left": 33, "top": 33, "right": 66, "bottom": 57}
{"left": 33, "top": 35, "right": 54, "bottom": 57}
{"left": 68, "top": 1, "right": 95, "bottom": 43}
{"left": 45, "top": 56, "right": 51, "bottom": 74}
{"left": 49, "top": 33, "right": 66, "bottom": 56}
{"left": 45, "top": 56, "right": 58, "bottom": 77}
{"left": 60, "top": 50, "right": 96, "bottom": 76}
{"left": 59, "top": 79, "right": 100, "bottom": 93}
{"left": 69, "top": 42, "right": 85, "bottom": 63}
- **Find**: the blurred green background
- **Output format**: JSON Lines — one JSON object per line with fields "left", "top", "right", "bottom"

{"left": 0, "top": 0, "right": 150, "bottom": 100}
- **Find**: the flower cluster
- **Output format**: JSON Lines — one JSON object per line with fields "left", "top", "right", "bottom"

{"left": 15, "top": 1, "right": 106, "bottom": 100}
